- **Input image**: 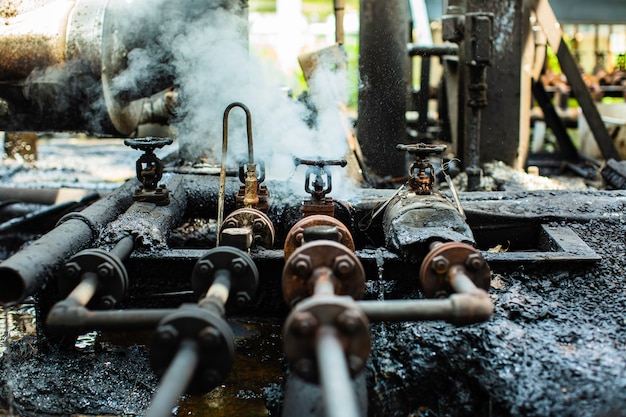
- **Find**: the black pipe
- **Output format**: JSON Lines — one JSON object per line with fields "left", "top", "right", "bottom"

{"left": 0, "top": 179, "right": 138, "bottom": 305}
{"left": 47, "top": 306, "right": 173, "bottom": 333}
{"left": 407, "top": 44, "right": 459, "bottom": 57}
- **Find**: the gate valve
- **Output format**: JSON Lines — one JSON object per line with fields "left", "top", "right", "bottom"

{"left": 397, "top": 143, "right": 447, "bottom": 195}
{"left": 294, "top": 157, "right": 347, "bottom": 217}
{"left": 124, "top": 137, "right": 173, "bottom": 205}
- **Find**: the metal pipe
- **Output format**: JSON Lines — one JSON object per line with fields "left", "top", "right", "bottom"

{"left": 109, "top": 234, "right": 136, "bottom": 261}
{"left": 334, "top": 0, "right": 345, "bottom": 45}
{"left": 357, "top": 294, "right": 492, "bottom": 325}
{"left": 449, "top": 265, "right": 481, "bottom": 295}
{"left": 312, "top": 267, "right": 336, "bottom": 297}
{"left": 407, "top": 44, "right": 459, "bottom": 57}
{"left": 204, "top": 269, "right": 231, "bottom": 306}
{"left": 0, "top": 178, "right": 137, "bottom": 306}
{"left": 47, "top": 306, "right": 173, "bottom": 334}
{"left": 316, "top": 326, "right": 361, "bottom": 417}
{"left": 145, "top": 339, "right": 200, "bottom": 417}
{"left": 66, "top": 272, "right": 100, "bottom": 307}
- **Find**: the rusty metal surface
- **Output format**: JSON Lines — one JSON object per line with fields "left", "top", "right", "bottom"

{"left": 282, "top": 240, "right": 365, "bottom": 306}
{"left": 220, "top": 208, "right": 275, "bottom": 250}
{"left": 419, "top": 241, "right": 491, "bottom": 298}
{"left": 284, "top": 215, "right": 354, "bottom": 260}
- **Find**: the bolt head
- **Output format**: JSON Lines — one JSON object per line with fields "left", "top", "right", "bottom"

{"left": 97, "top": 262, "right": 115, "bottom": 279}
{"left": 197, "top": 259, "right": 215, "bottom": 276}
{"left": 157, "top": 324, "right": 179, "bottom": 343}
{"left": 294, "top": 231, "right": 304, "bottom": 244}
{"left": 291, "top": 254, "right": 312, "bottom": 279}
{"left": 230, "top": 257, "right": 248, "bottom": 275}
{"left": 333, "top": 255, "right": 355, "bottom": 277}
{"left": 63, "top": 262, "right": 81, "bottom": 279}
{"left": 337, "top": 309, "right": 362, "bottom": 334}
{"left": 198, "top": 326, "right": 221, "bottom": 349}
{"left": 252, "top": 219, "right": 265, "bottom": 234}
{"left": 235, "top": 291, "right": 251, "bottom": 308}
{"left": 99, "top": 295, "right": 116, "bottom": 309}
{"left": 466, "top": 253, "right": 485, "bottom": 270}
{"left": 224, "top": 219, "right": 238, "bottom": 228}
{"left": 292, "top": 311, "right": 318, "bottom": 336}
{"left": 431, "top": 255, "right": 450, "bottom": 274}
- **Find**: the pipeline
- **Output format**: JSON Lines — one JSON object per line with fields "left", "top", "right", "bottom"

{"left": 0, "top": 178, "right": 137, "bottom": 305}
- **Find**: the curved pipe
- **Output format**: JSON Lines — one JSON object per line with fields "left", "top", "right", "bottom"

{"left": 217, "top": 102, "right": 255, "bottom": 244}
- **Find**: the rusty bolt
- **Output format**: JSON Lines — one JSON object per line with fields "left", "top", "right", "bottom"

{"left": 99, "top": 295, "right": 116, "bottom": 310}
{"left": 64, "top": 262, "right": 81, "bottom": 279}
{"left": 291, "top": 254, "right": 312, "bottom": 279}
{"left": 294, "top": 358, "right": 315, "bottom": 379}
{"left": 431, "top": 255, "right": 450, "bottom": 274}
{"left": 295, "top": 231, "right": 304, "bottom": 244}
{"left": 198, "top": 326, "right": 221, "bottom": 348}
{"left": 252, "top": 219, "right": 265, "bottom": 234}
{"left": 97, "top": 262, "right": 115, "bottom": 279}
{"left": 235, "top": 291, "right": 251, "bottom": 308}
{"left": 333, "top": 255, "right": 355, "bottom": 277}
{"left": 292, "top": 311, "right": 318, "bottom": 336}
{"left": 157, "top": 324, "right": 179, "bottom": 343}
{"left": 337, "top": 309, "right": 362, "bottom": 334}
{"left": 197, "top": 259, "right": 214, "bottom": 276}
{"left": 466, "top": 253, "right": 485, "bottom": 270}
{"left": 224, "top": 218, "right": 239, "bottom": 228}
{"left": 230, "top": 257, "right": 248, "bottom": 275}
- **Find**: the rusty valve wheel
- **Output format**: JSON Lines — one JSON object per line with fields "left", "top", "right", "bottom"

{"left": 220, "top": 207, "right": 275, "bottom": 249}
{"left": 284, "top": 214, "right": 354, "bottom": 260}
{"left": 283, "top": 296, "right": 371, "bottom": 383}
{"left": 149, "top": 306, "right": 235, "bottom": 395}
{"left": 191, "top": 246, "right": 259, "bottom": 310}
{"left": 282, "top": 240, "right": 365, "bottom": 307}
{"left": 419, "top": 241, "right": 491, "bottom": 298}
{"left": 59, "top": 249, "right": 129, "bottom": 310}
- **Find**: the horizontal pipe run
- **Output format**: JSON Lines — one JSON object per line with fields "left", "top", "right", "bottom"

{"left": 358, "top": 293, "right": 493, "bottom": 325}
{"left": 317, "top": 326, "right": 361, "bottom": 417}
{"left": 145, "top": 339, "right": 200, "bottom": 417}
{"left": 47, "top": 305, "right": 174, "bottom": 334}
{"left": 0, "top": 178, "right": 138, "bottom": 306}
{"left": 407, "top": 44, "right": 459, "bottom": 57}
{"left": 109, "top": 234, "right": 136, "bottom": 261}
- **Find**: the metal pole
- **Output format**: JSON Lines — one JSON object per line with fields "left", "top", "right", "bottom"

{"left": 109, "top": 234, "right": 136, "bottom": 261}
{"left": 47, "top": 308, "right": 174, "bottom": 333}
{"left": 66, "top": 273, "right": 100, "bottom": 307}
{"left": 316, "top": 326, "right": 361, "bottom": 417}
{"left": 145, "top": 339, "right": 200, "bottom": 417}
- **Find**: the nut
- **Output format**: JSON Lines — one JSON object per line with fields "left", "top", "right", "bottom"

{"left": 198, "top": 326, "right": 221, "bottom": 348}
{"left": 224, "top": 218, "right": 239, "bottom": 228}
{"left": 252, "top": 219, "right": 265, "bottom": 234}
{"left": 294, "top": 231, "right": 304, "bottom": 244}
{"left": 291, "top": 254, "right": 312, "bottom": 278}
{"left": 97, "top": 262, "right": 115, "bottom": 279}
{"left": 466, "top": 253, "right": 485, "bottom": 270}
{"left": 337, "top": 309, "right": 362, "bottom": 334}
{"left": 235, "top": 291, "right": 251, "bottom": 308}
{"left": 99, "top": 295, "right": 116, "bottom": 309}
{"left": 63, "top": 262, "right": 82, "bottom": 279}
{"left": 333, "top": 255, "right": 355, "bottom": 277}
{"left": 157, "top": 324, "right": 179, "bottom": 343}
{"left": 291, "top": 311, "right": 318, "bottom": 336}
{"left": 230, "top": 257, "right": 248, "bottom": 275}
{"left": 197, "top": 259, "right": 214, "bottom": 276}
{"left": 431, "top": 255, "right": 450, "bottom": 274}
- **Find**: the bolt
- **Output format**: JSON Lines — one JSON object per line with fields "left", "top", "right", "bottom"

{"left": 197, "top": 259, "right": 214, "bottom": 276}
{"left": 291, "top": 254, "right": 312, "bottom": 279}
{"left": 348, "top": 355, "right": 365, "bottom": 374}
{"left": 292, "top": 311, "right": 318, "bottom": 336}
{"left": 157, "top": 324, "right": 179, "bottom": 343}
{"left": 97, "top": 262, "right": 115, "bottom": 279}
{"left": 466, "top": 253, "right": 485, "bottom": 270}
{"left": 203, "top": 369, "right": 223, "bottom": 388}
{"left": 431, "top": 255, "right": 450, "bottom": 275}
{"left": 294, "top": 358, "right": 315, "bottom": 379}
{"left": 63, "top": 262, "right": 81, "bottom": 279}
{"left": 230, "top": 257, "right": 248, "bottom": 275}
{"left": 333, "top": 255, "right": 355, "bottom": 277}
{"left": 198, "top": 326, "right": 221, "bottom": 349}
{"left": 295, "top": 231, "right": 304, "bottom": 244}
{"left": 337, "top": 309, "right": 362, "bottom": 334}
{"left": 235, "top": 291, "right": 251, "bottom": 308}
{"left": 224, "top": 219, "right": 238, "bottom": 228}
{"left": 99, "top": 295, "right": 116, "bottom": 310}
{"left": 252, "top": 219, "right": 265, "bottom": 234}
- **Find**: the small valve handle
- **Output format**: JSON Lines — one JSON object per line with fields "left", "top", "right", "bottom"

{"left": 396, "top": 143, "right": 447, "bottom": 157}
{"left": 294, "top": 157, "right": 347, "bottom": 201}
{"left": 294, "top": 158, "right": 348, "bottom": 168}
{"left": 124, "top": 137, "right": 173, "bottom": 153}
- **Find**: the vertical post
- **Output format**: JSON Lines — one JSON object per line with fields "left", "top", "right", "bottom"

{"left": 358, "top": 0, "right": 410, "bottom": 178}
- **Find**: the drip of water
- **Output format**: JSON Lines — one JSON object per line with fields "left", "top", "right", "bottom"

{"left": 3, "top": 307, "right": 15, "bottom": 417}
{"left": 375, "top": 249, "right": 385, "bottom": 301}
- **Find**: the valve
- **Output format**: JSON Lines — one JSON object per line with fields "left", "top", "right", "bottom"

{"left": 396, "top": 143, "right": 447, "bottom": 195}
{"left": 124, "top": 137, "right": 173, "bottom": 206}
{"left": 294, "top": 157, "right": 347, "bottom": 217}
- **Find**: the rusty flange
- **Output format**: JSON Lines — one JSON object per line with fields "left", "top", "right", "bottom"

{"left": 191, "top": 246, "right": 259, "bottom": 310}
{"left": 149, "top": 305, "right": 235, "bottom": 394}
{"left": 220, "top": 207, "right": 275, "bottom": 249}
{"left": 284, "top": 214, "right": 354, "bottom": 260}
{"left": 59, "top": 249, "right": 128, "bottom": 309}
{"left": 283, "top": 295, "right": 370, "bottom": 383}
{"left": 419, "top": 241, "right": 491, "bottom": 298}
{"left": 282, "top": 240, "right": 365, "bottom": 306}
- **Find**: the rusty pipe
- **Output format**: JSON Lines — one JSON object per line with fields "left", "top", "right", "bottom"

{"left": 0, "top": 178, "right": 137, "bottom": 306}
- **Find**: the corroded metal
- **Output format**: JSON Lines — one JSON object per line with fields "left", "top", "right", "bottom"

{"left": 295, "top": 158, "right": 347, "bottom": 217}
{"left": 284, "top": 215, "right": 354, "bottom": 260}
{"left": 419, "top": 241, "right": 491, "bottom": 298}
{"left": 124, "top": 137, "right": 174, "bottom": 205}
{"left": 220, "top": 207, "right": 275, "bottom": 250}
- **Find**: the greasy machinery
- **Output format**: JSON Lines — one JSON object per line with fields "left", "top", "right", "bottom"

{"left": 0, "top": 0, "right": 612, "bottom": 417}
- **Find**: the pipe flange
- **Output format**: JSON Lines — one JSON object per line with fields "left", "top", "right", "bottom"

{"left": 419, "top": 241, "right": 491, "bottom": 298}
{"left": 191, "top": 246, "right": 259, "bottom": 310}
{"left": 220, "top": 208, "right": 275, "bottom": 249}
{"left": 59, "top": 248, "right": 128, "bottom": 309}
{"left": 282, "top": 240, "right": 365, "bottom": 306}
{"left": 284, "top": 215, "right": 354, "bottom": 260}
{"left": 283, "top": 296, "right": 370, "bottom": 383}
{"left": 149, "top": 306, "right": 235, "bottom": 394}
